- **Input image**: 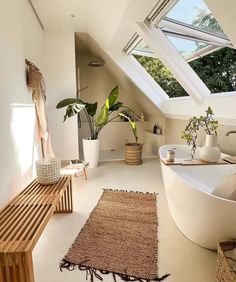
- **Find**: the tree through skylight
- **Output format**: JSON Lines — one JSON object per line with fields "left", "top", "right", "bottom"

{"left": 133, "top": 54, "right": 188, "bottom": 98}
{"left": 164, "top": 1, "right": 236, "bottom": 94}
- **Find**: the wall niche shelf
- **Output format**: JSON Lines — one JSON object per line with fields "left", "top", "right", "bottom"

{"left": 144, "top": 131, "right": 165, "bottom": 157}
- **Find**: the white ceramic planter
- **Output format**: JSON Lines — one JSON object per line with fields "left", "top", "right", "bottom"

{"left": 83, "top": 138, "right": 100, "bottom": 168}
{"left": 200, "top": 134, "right": 221, "bottom": 163}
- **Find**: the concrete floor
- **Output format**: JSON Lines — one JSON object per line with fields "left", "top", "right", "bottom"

{"left": 33, "top": 159, "right": 216, "bottom": 282}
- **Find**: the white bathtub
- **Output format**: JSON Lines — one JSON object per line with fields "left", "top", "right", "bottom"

{"left": 159, "top": 144, "right": 236, "bottom": 250}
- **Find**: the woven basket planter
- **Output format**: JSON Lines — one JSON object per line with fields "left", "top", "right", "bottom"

{"left": 125, "top": 143, "right": 143, "bottom": 165}
{"left": 216, "top": 241, "right": 236, "bottom": 282}
{"left": 36, "top": 158, "right": 61, "bottom": 185}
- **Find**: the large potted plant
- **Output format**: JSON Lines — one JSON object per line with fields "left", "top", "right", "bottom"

{"left": 182, "top": 106, "right": 220, "bottom": 162}
{"left": 119, "top": 113, "right": 143, "bottom": 165}
{"left": 56, "top": 86, "right": 138, "bottom": 167}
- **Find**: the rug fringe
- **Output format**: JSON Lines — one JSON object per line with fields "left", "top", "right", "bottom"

{"left": 59, "top": 259, "right": 170, "bottom": 282}
{"left": 103, "top": 188, "right": 159, "bottom": 196}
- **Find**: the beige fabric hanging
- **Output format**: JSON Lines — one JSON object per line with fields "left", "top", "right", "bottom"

{"left": 26, "top": 59, "right": 55, "bottom": 158}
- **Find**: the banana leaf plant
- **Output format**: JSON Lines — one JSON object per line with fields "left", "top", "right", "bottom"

{"left": 56, "top": 86, "right": 139, "bottom": 140}
{"left": 119, "top": 113, "right": 139, "bottom": 144}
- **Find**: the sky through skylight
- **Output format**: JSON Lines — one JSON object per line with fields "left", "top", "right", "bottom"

{"left": 166, "top": 0, "right": 208, "bottom": 25}
{"left": 165, "top": 0, "right": 226, "bottom": 38}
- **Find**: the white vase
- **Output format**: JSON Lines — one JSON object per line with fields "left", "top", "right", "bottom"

{"left": 200, "top": 134, "right": 221, "bottom": 163}
{"left": 83, "top": 138, "right": 100, "bottom": 168}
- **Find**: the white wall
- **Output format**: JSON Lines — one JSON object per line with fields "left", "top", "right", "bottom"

{"left": 44, "top": 30, "right": 78, "bottom": 160}
{"left": 0, "top": 0, "right": 44, "bottom": 208}
{"left": 0, "top": 2, "right": 78, "bottom": 208}
{"left": 76, "top": 39, "right": 164, "bottom": 157}
{"left": 78, "top": 54, "right": 147, "bottom": 119}
{"left": 164, "top": 94, "right": 236, "bottom": 124}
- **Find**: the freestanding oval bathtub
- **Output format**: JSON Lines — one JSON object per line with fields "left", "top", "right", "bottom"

{"left": 159, "top": 144, "right": 236, "bottom": 250}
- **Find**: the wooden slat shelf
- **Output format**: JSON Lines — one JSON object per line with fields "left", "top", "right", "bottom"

{"left": 0, "top": 174, "right": 73, "bottom": 282}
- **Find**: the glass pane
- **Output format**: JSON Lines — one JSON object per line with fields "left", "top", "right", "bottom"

{"left": 167, "top": 36, "right": 208, "bottom": 60}
{"left": 189, "top": 48, "right": 236, "bottom": 93}
{"left": 132, "top": 53, "right": 188, "bottom": 98}
{"left": 166, "top": 35, "right": 236, "bottom": 93}
{"left": 165, "top": 0, "right": 227, "bottom": 38}
{"left": 132, "top": 39, "right": 189, "bottom": 97}
{"left": 133, "top": 39, "right": 154, "bottom": 56}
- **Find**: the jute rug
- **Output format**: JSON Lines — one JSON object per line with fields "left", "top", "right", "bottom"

{"left": 60, "top": 189, "right": 170, "bottom": 281}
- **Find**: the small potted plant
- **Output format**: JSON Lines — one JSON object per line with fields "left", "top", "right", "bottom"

{"left": 182, "top": 107, "right": 220, "bottom": 162}
{"left": 119, "top": 113, "right": 143, "bottom": 165}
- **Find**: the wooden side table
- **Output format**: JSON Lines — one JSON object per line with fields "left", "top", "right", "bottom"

{"left": 61, "top": 160, "right": 89, "bottom": 179}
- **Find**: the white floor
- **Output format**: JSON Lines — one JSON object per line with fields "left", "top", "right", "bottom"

{"left": 100, "top": 149, "right": 157, "bottom": 161}
{"left": 33, "top": 159, "right": 216, "bottom": 282}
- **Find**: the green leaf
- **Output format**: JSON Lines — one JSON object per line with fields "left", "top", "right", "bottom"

{"left": 56, "top": 98, "right": 79, "bottom": 109}
{"left": 95, "top": 86, "right": 119, "bottom": 126}
{"left": 206, "top": 106, "right": 213, "bottom": 115}
{"left": 119, "top": 113, "right": 138, "bottom": 143}
{"left": 95, "top": 105, "right": 109, "bottom": 126}
{"left": 107, "top": 86, "right": 118, "bottom": 108}
{"left": 61, "top": 103, "right": 85, "bottom": 122}
{"left": 64, "top": 105, "right": 73, "bottom": 121}
{"left": 109, "top": 102, "right": 123, "bottom": 112}
{"left": 85, "top": 102, "right": 97, "bottom": 117}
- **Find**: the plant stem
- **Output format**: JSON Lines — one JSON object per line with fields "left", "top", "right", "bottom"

{"left": 122, "top": 106, "right": 141, "bottom": 120}
{"left": 91, "top": 116, "right": 95, "bottom": 138}
{"left": 84, "top": 110, "right": 94, "bottom": 139}
{"left": 95, "top": 115, "right": 120, "bottom": 138}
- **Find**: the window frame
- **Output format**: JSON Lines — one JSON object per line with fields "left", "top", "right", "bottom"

{"left": 123, "top": 0, "right": 235, "bottom": 103}
{"left": 126, "top": 21, "right": 210, "bottom": 103}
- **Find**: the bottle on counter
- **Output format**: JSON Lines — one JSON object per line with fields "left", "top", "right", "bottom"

{"left": 156, "top": 125, "right": 162, "bottom": 135}
{"left": 153, "top": 124, "right": 158, "bottom": 134}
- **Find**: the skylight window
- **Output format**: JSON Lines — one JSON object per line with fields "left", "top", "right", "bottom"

{"left": 189, "top": 47, "right": 236, "bottom": 93}
{"left": 158, "top": 0, "right": 236, "bottom": 94}
{"left": 124, "top": 0, "right": 236, "bottom": 101}
{"left": 157, "top": 0, "right": 233, "bottom": 63}
{"left": 131, "top": 40, "right": 188, "bottom": 98}
{"left": 166, "top": 36, "right": 236, "bottom": 93}
{"left": 132, "top": 40, "right": 154, "bottom": 57}
{"left": 165, "top": 0, "right": 227, "bottom": 38}
{"left": 167, "top": 36, "right": 209, "bottom": 61}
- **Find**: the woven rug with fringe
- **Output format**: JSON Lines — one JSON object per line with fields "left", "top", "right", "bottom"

{"left": 60, "top": 189, "right": 170, "bottom": 282}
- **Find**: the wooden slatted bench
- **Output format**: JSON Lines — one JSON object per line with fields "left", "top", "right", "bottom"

{"left": 0, "top": 175, "right": 73, "bottom": 282}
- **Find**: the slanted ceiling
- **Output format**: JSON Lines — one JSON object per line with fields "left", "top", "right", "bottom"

{"left": 31, "top": 0, "right": 236, "bottom": 123}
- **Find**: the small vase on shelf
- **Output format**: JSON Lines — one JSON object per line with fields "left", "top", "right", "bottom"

{"left": 200, "top": 134, "right": 221, "bottom": 163}
{"left": 153, "top": 124, "right": 157, "bottom": 134}
{"left": 140, "top": 113, "right": 145, "bottom": 121}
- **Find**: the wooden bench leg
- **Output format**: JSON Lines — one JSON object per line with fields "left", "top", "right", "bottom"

{"left": 0, "top": 252, "right": 34, "bottom": 282}
{"left": 54, "top": 179, "right": 73, "bottom": 213}
{"left": 83, "top": 168, "right": 88, "bottom": 180}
